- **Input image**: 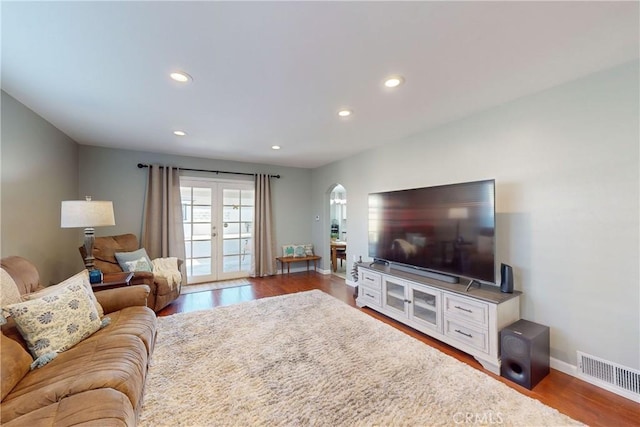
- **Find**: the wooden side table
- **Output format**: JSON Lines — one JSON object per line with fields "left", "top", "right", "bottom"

{"left": 91, "top": 271, "right": 134, "bottom": 291}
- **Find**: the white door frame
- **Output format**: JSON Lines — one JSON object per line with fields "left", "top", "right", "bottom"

{"left": 180, "top": 176, "right": 254, "bottom": 284}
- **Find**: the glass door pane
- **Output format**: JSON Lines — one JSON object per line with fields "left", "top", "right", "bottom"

{"left": 180, "top": 184, "right": 216, "bottom": 284}
{"left": 411, "top": 287, "right": 439, "bottom": 329}
{"left": 385, "top": 280, "right": 406, "bottom": 314}
{"left": 219, "top": 185, "right": 254, "bottom": 280}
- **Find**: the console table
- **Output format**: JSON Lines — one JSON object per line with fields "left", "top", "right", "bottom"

{"left": 356, "top": 263, "right": 521, "bottom": 374}
{"left": 276, "top": 255, "right": 321, "bottom": 274}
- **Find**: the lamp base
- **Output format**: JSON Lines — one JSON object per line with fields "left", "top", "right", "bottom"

{"left": 88, "top": 269, "right": 103, "bottom": 284}
{"left": 83, "top": 227, "right": 96, "bottom": 270}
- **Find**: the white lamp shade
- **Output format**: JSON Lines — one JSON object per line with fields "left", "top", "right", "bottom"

{"left": 61, "top": 200, "right": 115, "bottom": 228}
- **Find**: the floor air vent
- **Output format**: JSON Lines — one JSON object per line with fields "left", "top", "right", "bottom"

{"left": 577, "top": 351, "right": 640, "bottom": 403}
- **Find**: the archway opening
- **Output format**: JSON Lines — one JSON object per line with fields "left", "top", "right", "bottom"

{"left": 329, "top": 184, "right": 347, "bottom": 278}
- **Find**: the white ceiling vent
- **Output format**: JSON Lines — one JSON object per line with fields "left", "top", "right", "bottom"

{"left": 577, "top": 351, "right": 640, "bottom": 403}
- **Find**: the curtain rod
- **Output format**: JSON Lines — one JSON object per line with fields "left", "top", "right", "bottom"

{"left": 137, "top": 163, "right": 280, "bottom": 179}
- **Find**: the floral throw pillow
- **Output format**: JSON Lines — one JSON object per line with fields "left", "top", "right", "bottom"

{"left": 5, "top": 282, "right": 102, "bottom": 369}
{"left": 123, "top": 257, "right": 152, "bottom": 273}
{"left": 115, "top": 248, "right": 153, "bottom": 272}
{"left": 22, "top": 270, "right": 104, "bottom": 318}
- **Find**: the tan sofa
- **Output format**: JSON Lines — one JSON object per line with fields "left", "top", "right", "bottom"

{"left": 0, "top": 256, "right": 157, "bottom": 426}
{"left": 80, "top": 233, "right": 182, "bottom": 312}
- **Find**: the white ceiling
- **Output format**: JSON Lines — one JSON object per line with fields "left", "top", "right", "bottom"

{"left": 2, "top": 1, "right": 638, "bottom": 169}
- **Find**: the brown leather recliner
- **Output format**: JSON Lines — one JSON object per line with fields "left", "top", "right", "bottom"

{"left": 80, "top": 233, "right": 182, "bottom": 312}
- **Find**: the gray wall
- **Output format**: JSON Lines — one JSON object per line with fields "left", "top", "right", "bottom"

{"left": 1, "top": 91, "right": 81, "bottom": 284}
{"left": 311, "top": 61, "right": 640, "bottom": 369}
{"left": 78, "top": 145, "right": 313, "bottom": 266}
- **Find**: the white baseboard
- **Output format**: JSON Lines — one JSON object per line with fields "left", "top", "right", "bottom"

{"left": 550, "top": 356, "right": 577, "bottom": 377}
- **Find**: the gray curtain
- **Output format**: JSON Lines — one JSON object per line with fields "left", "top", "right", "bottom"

{"left": 141, "top": 165, "right": 186, "bottom": 276}
{"left": 251, "top": 174, "right": 276, "bottom": 277}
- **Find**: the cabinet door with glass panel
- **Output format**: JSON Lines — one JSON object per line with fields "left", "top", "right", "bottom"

{"left": 382, "top": 276, "right": 441, "bottom": 332}
{"left": 382, "top": 276, "right": 409, "bottom": 317}
{"left": 408, "top": 283, "right": 441, "bottom": 332}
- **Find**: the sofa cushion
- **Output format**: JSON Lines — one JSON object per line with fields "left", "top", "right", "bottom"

{"left": 84, "top": 305, "right": 157, "bottom": 355}
{"left": 5, "top": 282, "right": 102, "bottom": 367}
{"left": 95, "top": 285, "right": 150, "bottom": 315}
{"left": 115, "top": 248, "right": 153, "bottom": 272}
{"left": 1, "top": 317, "right": 28, "bottom": 354}
{"left": 1, "top": 333, "right": 32, "bottom": 400}
{"left": 1, "top": 334, "right": 147, "bottom": 424}
{"left": 22, "top": 270, "right": 104, "bottom": 318}
{"left": 2, "top": 385, "right": 136, "bottom": 427}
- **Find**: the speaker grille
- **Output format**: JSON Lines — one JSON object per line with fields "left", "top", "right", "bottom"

{"left": 503, "top": 334, "right": 527, "bottom": 358}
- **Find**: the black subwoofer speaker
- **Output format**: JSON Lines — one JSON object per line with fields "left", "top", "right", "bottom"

{"left": 500, "top": 319, "right": 550, "bottom": 390}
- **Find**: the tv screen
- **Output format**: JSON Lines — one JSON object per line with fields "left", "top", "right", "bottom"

{"left": 368, "top": 179, "right": 496, "bottom": 283}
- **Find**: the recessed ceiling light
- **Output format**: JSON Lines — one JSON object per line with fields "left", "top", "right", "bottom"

{"left": 337, "top": 109, "right": 353, "bottom": 118}
{"left": 271, "top": 145, "right": 281, "bottom": 150}
{"left": 173, "top": 130, "right": 187, "bottom": 136}
{"left": 170, "top": 71, "right": 192, "bottom": 83}
{"left": 384, "top": 75, "right": 404, "bottom": 88}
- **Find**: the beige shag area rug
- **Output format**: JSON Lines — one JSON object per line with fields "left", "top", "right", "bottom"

{"left": 180, "top": 278, "right": 251, "bottom": 294}
{"left": 140, "top": 290, "right": 581, "bottom": 426}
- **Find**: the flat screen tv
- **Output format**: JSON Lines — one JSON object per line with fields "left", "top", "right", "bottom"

{"left": 368, "top": 179, "right": 496, "bottom": 284}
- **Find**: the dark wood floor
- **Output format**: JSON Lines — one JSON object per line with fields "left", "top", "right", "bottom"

{"left": 159, "top": 272, "right": 640, "bottom": 427}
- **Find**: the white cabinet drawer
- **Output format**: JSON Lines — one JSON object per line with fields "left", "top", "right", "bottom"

{"left": 359, "top": 287, "right": 381, "bottom": 307}
{"left": 444, "top": 294, "right": 488, "bottom": 327}
{"left": 444, "top": 318, "right": 488, "bottom": 353}
{"left": 360, "top": 271, "right": 382, "bottom": 290}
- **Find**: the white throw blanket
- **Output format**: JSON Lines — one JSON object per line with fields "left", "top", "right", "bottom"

{"left": 152, "top": 257, "right": 181, "bottom": 290}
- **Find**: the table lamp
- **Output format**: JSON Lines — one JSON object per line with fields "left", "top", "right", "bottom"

{"left": 61, "top": 196, "right": 115, "bottom": 282}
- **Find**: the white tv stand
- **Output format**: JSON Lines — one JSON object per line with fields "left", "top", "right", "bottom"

{"left": 356, "top": 263, "right": 521, "bottom": 375}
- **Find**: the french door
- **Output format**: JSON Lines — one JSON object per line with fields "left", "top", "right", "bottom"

{"left": 180, "top": 178, "right": 254, "bottom": 284}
